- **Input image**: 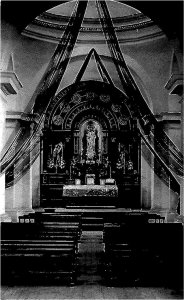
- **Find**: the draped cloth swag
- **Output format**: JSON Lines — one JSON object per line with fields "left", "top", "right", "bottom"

{"left": 0, "top": 0, "right": 183, "bottom": 198}
{"left": 95, "top": 0, "right": 183, "bottom": 178}
{"left": 0, "top": 1, "right": 88, "bottom": 186}
{"left": 95, "top": 0, "right": 182, "bottom": 197}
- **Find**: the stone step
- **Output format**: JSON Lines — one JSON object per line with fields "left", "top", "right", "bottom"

{"left": 66, "top": 206, "right": 116, "bottom": 209}
{"left": 82, "top": 224, "right": 104, "bottom": 231}
{"left": 77, "top": 274, "right": 102, "bottom": 283}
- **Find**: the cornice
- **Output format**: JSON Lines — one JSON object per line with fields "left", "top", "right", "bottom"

{"left": 39, "top": 11, "right": 148, "bottom": 25}
{"left": 155, "top": 112, "right": 181, "bottom": 123}
{"left": 23, "top": 28, "right": 164, "bottom": 45}
{"left": 6, "top": 111, "right": 37, "bottom": 123}
{"left": 22, "top": 7, "right": 165, "bottom": 45}
{"left": 30, "top": 18, "right": 153, "bottom": 33}
{"left": 0, "top": 71, "right": 23, "bottom": 97}
{"left": 165, "top": 74, "right": 183, "bottom": 97}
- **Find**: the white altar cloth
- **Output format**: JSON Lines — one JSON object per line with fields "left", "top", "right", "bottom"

{"left": 63, "top": 185, "right": 118, "bottom": 197}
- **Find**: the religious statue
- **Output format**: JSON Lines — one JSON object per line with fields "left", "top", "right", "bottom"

{"left": 116, "top": 144, "right": 126, "bottom": 173}
{"left": 70, "top": 156, "right": 81, "bottom": 178}
{"left": 116, "top": 143, "right": 134, "bottom": 174}
{"left": 116, "top": 158, "right": 123, "bottom": 170}
{"left": 127, "top": 159, "right": 134, "bottom": 172}
{"left": 82, "top": 121, "right": 99, "bottom": 163}
{"left": 47, "top": 142, "right": 65, "bottom": 171}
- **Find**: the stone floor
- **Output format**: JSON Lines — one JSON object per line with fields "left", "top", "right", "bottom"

{"left": 1, "top": 285, "right": 183, "bottom": 299}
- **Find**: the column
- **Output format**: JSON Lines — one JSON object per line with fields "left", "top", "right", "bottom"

{"left": 0, "top": 54, "right": 23, "bottom": 222}
{"left": 164, "top": 38, "right": 183, "bottom": 221}
{"left": 0, "top": 96, "right": 11, "bottom": 221}
{"left": 12, "top": 122, "right": 35, "bottom": 222}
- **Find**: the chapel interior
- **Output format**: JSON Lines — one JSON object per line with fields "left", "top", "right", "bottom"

{"left": 0, "top": 1, "right": 183, "bottom": 299}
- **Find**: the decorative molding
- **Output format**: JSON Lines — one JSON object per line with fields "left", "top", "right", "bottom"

{"left": 165, "top": 50, "right": 183, "bottom": 97}
{"left": 165, "top": 74, "right": 183, "bottom": 96}
{"left": 0, "top": 71, "right": 22, "bottom": 98}
{"left": 23, "top": 28, "right": 164, "bottom": 45}
{"left": 22, "top": 10, "right": 164, "bottom": 45}
{"left": 40, "top": 12, "right": 147, "bottom": 25}
{"left": 31, "top": 18, "right": 154, "bottom": 33}
{"left": 6, "top": 111, "right": 38, "bottom": 123}
{"left": 155, "top": 112, "right": 181, "bottom": 123}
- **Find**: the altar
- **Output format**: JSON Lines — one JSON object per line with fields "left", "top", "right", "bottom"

{"left": 40, "top": 82, "right": 141, "bottom": 209}
{"left": 63, "top": 184, "right": 118, "bottom": 197}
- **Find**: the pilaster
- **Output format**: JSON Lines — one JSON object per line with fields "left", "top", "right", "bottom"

{"left": 0, "top": 54, "right": 23, "bottom": 222}
{"left": 164, "top": 38, "right": 183, "bottom": 221}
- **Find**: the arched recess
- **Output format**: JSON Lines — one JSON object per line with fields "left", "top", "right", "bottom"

{"left": 44, "top": 80, "right": 133, "bottom": 130}
{"left": 40, "top": 80, "right": 141, "bottom": 208}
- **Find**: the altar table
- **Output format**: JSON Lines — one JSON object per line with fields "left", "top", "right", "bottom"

{"left": 63, "top": 185, "right": 118, "bottom": 197}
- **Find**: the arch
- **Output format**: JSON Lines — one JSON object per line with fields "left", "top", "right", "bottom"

{"left": 71, "top": 108, "right": 109, "bottom": 131}
{"left": 44, "top": 81, "right": 133, "bottom": 131}
{"left": 63, "top": 102, "right": 119, "bottom": 131}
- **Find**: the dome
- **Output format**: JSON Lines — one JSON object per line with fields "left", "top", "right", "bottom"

{"left": 22, "top": 0, "right": 165, "bottom": 45}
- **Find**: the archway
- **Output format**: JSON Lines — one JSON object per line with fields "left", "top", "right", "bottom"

{"left": 41, "top": 80, "right": 141, "bottom": 208}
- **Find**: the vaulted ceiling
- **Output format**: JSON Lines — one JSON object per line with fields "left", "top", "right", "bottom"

{"left": 1, "top": 1, "right": 183, "bottom": 48}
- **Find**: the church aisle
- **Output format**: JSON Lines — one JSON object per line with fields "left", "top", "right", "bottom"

{"left": 1, "top": 285, "right": 183, "bottom": 299}
{"left": 77, "top": 231, "right": 104, "bottom": 285}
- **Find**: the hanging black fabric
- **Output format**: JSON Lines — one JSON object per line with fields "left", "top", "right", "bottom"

{"left": 96, "top": 0, "right": 183, "bottom": 181}
{"left": 1, "top": 1, "right": 88, "bottom": 185}
{"left": 74, "top": 48, "right": 115, "bottom": 87}
{"left": 95, "top": 0, "right": 183, "bottom": 178}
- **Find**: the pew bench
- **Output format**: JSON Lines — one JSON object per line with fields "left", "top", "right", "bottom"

{"left": 1, "top": 239, "right": 79, "bottom": 285}
{"left": 1, "top": 220, "right": 82, "bottom": 285}
{"left": 39, "top": 222, "right": 81, "bottom": 238}
{"left": 103, "top": 222, "right": 183, "bottom": 287}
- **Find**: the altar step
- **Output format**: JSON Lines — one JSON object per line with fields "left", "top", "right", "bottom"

{"left": 81, "top": 217, "right": 104, "bottom": 231}
{"left": 66, "top": 206, "right": 116, "bottom": 209}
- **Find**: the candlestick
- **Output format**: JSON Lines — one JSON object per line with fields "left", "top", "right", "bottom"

{"left": 123, "top": 153, "right": 126, "bottom": 174}
{"left": 69, "top": 164, "right": 72, "bottom": 180}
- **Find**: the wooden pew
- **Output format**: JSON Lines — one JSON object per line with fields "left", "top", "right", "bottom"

{"left": 103, "top": 224, "right": 136, "bottom": 285}
{"left": 103, "top": 222, "right": 183, "bottom": 287}
{"left": 1, "top": 239, "right": 78, "bottom": 285}
{"left": 39, "top": 221, "right": 82, "bottom": 239}
{"left": 1, "top": 221, "right": 81, "bottom": 285}
{"left": 1, "top": 223, "right": 41, "bottom": 240}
